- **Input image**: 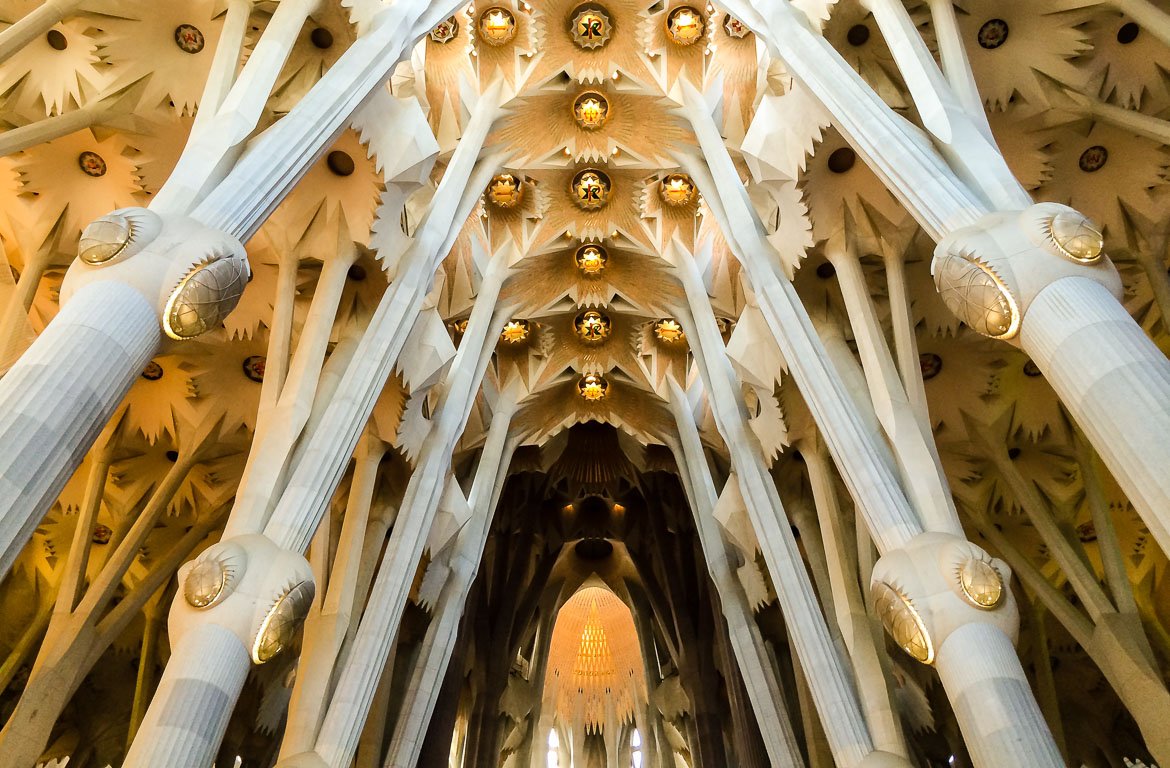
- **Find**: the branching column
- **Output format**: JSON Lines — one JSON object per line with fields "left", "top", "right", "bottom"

{"left": 729, "top": 0, "right": 1170, "bottom": 565}
{"left": 0, "top": 0, "right": 468, "bottom": 581}
{"left": 665, "top": 390, "right": 806, "bottom": 768}
{"left": 673, "top": 259, "right": 906, "bottom": 768}
{"left": 382, "top": 401, "right": 519, "bottom": 767}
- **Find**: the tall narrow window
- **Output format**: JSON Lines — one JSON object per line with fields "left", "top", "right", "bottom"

{"left": 631, "top": 728, "right": 642, "bottom": 768}
{"left": 547, "top": 729, "right": 560, "bottom": 768}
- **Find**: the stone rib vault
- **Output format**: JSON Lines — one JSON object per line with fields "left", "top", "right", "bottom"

{"left": 0, "top": 1, "right": 1169, "bottom": 767}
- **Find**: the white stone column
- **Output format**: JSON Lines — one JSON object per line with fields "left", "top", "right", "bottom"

{"left": 250, "top": 88, "right": 504, "bottom": 547}
{"left": 295, "top": 302, "right": 511, "bottom": 768}
{"left": 664, "top": 389, "right": 806, "bottom": 768}
{"left": 124, "top": 535, "right": 315, "bottom": 768}
{"left": 1020, "top": 276, "right": 1170, "bottom": 560}
{"left": 724, "top": 0, "right": 1170, "bottom": 566}
{"left": 120, "top": 624, "right": 251, "bottom": 768}
{"left": 673, "top": 262, "right": 897, "bottom": 768}
{"left": 382, "top": 401, "right": 519, "bottom": 767}
{"left": 0, "top": 281, "right": 157, "bottom": 576}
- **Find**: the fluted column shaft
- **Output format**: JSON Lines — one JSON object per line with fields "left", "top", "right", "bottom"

{"left": 0, "top": 281, "right": 157, "bottom": 576}
{"left": 935, "top": 623, "right": 1063, "bottom": 768}
{"left": 382, "top": 404, "right": 518, "bottom": 767}
{"left": 676, "top": 264, "right": 880, "bottom": 768}
{"left": 308, "top": 283, "right": 511, "bottom": 768}
{"left": 666, "top": 385, "right": 806, "bottom": 768}
{"left": 1021, "top": 277, "right": 1170, "bottom": 559}
{"left": 255, "top": 89, "right": 502, "bottom": 549}
{"left": 121, "top": 623, "right": 252, "bottom": 768}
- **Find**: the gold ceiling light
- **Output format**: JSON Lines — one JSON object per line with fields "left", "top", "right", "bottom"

{"left": 570, "top": 4, "right": 612, "bottom": 49}
{"left": 429, "top": 16, "right": 459, "bottom": 43}
{"left": 578, "top": 372, "right": 609, "bottom": 401}
{"left": 572, "top": 91, "right": 610, "bottom": 130}
{"left": 572, "top": 169, "right": 611, "bottom": 210}
{"left": 500, "top": 319, "right": 531, "bottom": 344}
{"left": 486, "top": 173, "right": 523, "bottom": 208}
{"left": 574, "top": 310, "right": 612, "bottom": 344}
{"left": 575, "top": 243, "right": 609, "bottom": 275}
{"left": 654, "top": 318, "right": 686, "bottom": 344}
{"left": 666, "top": 6, "right": 705, "bottom": 46}
{"left": 478, "top": 7, "right": 517, "bottom": 46}
{"left": 659, "top": 173, "right": 697, "bottom": 207}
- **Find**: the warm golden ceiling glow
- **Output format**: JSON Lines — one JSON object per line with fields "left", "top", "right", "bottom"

{"left": 666, "top": 6, "right": 705, "bottom": 46}
{"left": 577, "top": 372, "right": 609, "bottom": 401}
{"left": 572, "top": 91, "right": 610, "bottom": 130}
{"left": 478, "top": 7, "right": 517, "bottom": 46}
{"left": 574, "top": 243, "right": 609, "bottom": 275}
{"left": 546, "top": 587, "right": 646, "bottom": 733}
{"left": 571, "top": 169, "right": 611, "bottom": 210}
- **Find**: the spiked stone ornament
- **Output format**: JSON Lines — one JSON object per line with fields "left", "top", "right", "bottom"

{"left": 500, "top": 319, "right": 531, "bottom": 344}
{"left": 487, "top": 173, "right": 524, "bottom": 208}
{"left": 578, "top": 372, "right": 609, "bottom": 401}
{"left": 575, "top": 244, "right": 608, "bottom": 274}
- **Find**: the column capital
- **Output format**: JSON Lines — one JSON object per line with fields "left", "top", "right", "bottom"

{"left": 871, "top": 531, "right": 1019, "bottom": 666}
{"left": 932, "top": 203, "right": 1122, "bottom": 344}
{"left": 61, "top": 208, "right": 250, "bottom": 341}
{"left": 170, "top": 533, "right": 314, "bottom": 666}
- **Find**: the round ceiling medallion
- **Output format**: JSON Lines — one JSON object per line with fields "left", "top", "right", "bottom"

{"left": 46, "top": 29, "right": 68, "bottom": 50}
{"left": 575, "top": 244, "right": 608, "bottom": 275}
{"left": 92, "top": 523, "right": 112, "bottom": 544}
{"left": 654, "top": 318, "right": 685, "bottom": 344}
{"left": 574, "top": 310, "right": 612, "bottom": 344}
{"left": 141, "top": 360, "right": 164, "bottom": 381}
{"left": 1078, "top": 145, "right": 1108, "bottom": 173}
{"left": 659, "top": 173, "right": 697, "bottom": 207}
{"left": 919, "top": 352, "right": 942, "bottom": 380}
{"left": 572, "top": 169, "right": 611, "bottom": 210}
{"left": 871, "top": 581, "right": 934, "bottom": 664}
{"left": 570, "top": 5, "right": 612, "bottom": 49}
{"left": 977, "top": 18, "right": 1009, "bottom": 50}
{"left": 78, "top": 151, "right": 107, "bottom": 178}
{"left": 573, "top": 91, "right": 610, "bottom": 130}
{"left": 174, "top": 23, "right": 206, "bottom": 54}
{"left": 242, "top": 355, "right": 266, "bottom": 383}
{"left": 666, "top": 6, "right": 705, "bottom": 46}
{"left": 723, "top": 14, "right": 750, "bottom": 39}
{"left": 430, "top": 16, "right": 460, "bottom": 43}
{"left": 578, "top": 372, "right": 609, "bottom": 401}
{"left": 478, "top": 7, "right": 517, "bottom": 46}
{"left": 487, "top": 173, "right": 523, "bottom": 208}
{"left": 501, "top": 319, "right": 531, "bottom": 344}
{"left": 957, "top": 559, "right": 1004, "bottom": 609}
